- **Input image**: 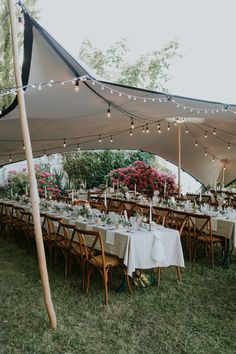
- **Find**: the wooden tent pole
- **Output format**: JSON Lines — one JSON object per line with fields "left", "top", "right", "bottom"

{"left": 178, "top": 123, "right": 181, "bottom": 198}
{"left": 7, "top": 0, "right": 57, "bottom": 329}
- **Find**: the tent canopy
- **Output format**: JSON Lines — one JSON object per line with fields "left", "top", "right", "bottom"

{"left": 1, "top": 6, "right": 236, "bottom": 187}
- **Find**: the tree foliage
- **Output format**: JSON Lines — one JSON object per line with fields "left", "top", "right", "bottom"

{"left": 0, "top": 0, "right": 39, "bottom": 112}
{"left": 63, "top": 150, "right": 156, "bottom": 189}
{"left": 79, "top": 38, "right": 181, "bottom": 91}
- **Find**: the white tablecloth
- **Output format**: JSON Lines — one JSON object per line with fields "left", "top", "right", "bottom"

{"left": 123, "top": 226, "right": 185, "bottom": 276}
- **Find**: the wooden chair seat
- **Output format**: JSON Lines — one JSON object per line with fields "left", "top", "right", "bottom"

{"left": 88, "top": 254, "right": 122, "bottom": 268}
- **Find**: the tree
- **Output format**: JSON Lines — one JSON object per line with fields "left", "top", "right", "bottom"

{"left": 63, "top": 150, "right": 156, "bottom": 189}
{"left": 0, "top": 0, "right": 39, "bottom": 112}
{"left": 79, "top": 38, "right": 181, "bottom": 92}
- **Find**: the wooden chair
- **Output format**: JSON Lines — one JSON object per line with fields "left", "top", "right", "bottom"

{"left": 107, "top": 198, "right": 123, "bottom": 214}
{"left": 76, "top": 228, "right": 132, "bottom": 305}
{"left": 156, "top": 210, "right": 187, "bottom": 286}
{"left": 54, "top": 221, "right": 74, "bottom": 279}
{"left": 188, "top": 213, "right": 224, "bottom": 267}
{"left": 0, "top": 203, "right": 13, "bottom": 237}
{"left": 20, "top": 210, "right": 35, "bottom": 249}
{"left": 45, "top": 215, "right": 64, "bottom": 265}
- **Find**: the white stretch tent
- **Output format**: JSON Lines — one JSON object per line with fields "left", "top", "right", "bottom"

{"left": 1, "top": 5, "right": 236, "bottom": 187}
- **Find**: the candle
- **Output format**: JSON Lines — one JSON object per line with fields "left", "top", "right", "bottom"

{"left": 149, "top": 203, "right": 152, "bottom": 224}
{"left": 124, "top": 210, "right": 128, "bottom": 222}
{"left": 134, "top": 183, "right": 136, "bottom": 195}
{"left": 72, "top": 189, "right": 74, "bottom": 203}
{"left": 214, "top": 181, "right": 217, "bottom": 192}
{"left": 25, "top": 184, "right": 28, "bottom": 196}
{"left": 10, "top": 187, "right": 13, "bottom": 198}
{"left": 164, "top": 181, "right": 167, "bottom": 194}
{"left": 105, "top": 178, "right": 108, "bottom": 188}
{"left": 199, "top": 190, "right": 202, "bottom": 202}
{"left": 84, "top": 180, "right": 87, "bottom": 189}
{"left": 44, "top": 186, "right": 47, "bottom": 199}
{"left": 104, "top": 191, "right": 107, "bottom": 208}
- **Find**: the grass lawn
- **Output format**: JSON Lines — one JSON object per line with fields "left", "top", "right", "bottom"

{"left": 0, "top": 236, "right": 236, "bottom": 354}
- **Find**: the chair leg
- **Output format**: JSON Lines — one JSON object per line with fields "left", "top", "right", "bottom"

{"left": 176, "top": 266, "right": 182, "bottom": 282}
{"left": 86, "top": 267, "right": 93, "bottom": 295}
{"left": 157, "top": 267, "right": 161, "bottom": 287}
{"left": 104, "top": 269, "right": 109, "bottom": 305}
{"left": 123, "top": 266, "right": 132, "bottom": 294}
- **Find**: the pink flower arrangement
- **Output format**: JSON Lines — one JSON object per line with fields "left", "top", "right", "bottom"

{"left": 109, "top": 161, "right": 177, "bottom": 197}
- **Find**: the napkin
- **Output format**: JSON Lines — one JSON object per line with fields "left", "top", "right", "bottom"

{"left": 106, "top": 230, "right": 115, "bottom": 245}
{"left": 151, "top": 231, "right": 166, "bottom": 262}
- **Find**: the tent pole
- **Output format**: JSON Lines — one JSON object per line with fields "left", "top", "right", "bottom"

{"left": 7, "top": 0, "right": 57, "bottom": 329}
{"left": 178, "top": 123, "right": 181, "bottom": 198}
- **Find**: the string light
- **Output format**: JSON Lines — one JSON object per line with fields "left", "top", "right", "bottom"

{"left": 185, "top": 127, "right": 189, "bottom": 134}
{"left": 63, "top": 138, "right": 66, "bottom": 148}
{"left": 99, "top": 135, "right": 102, "bottom": 143}
{"left": 157, "top": 122, "right": 161, "bottom": 134}
{"left": 213, "top": 128, "right": 216, "bottom": 135}
{"left": 22, "top": 143, "right": 25, "bottom": 150}
{"left": 142, "top": 126, "right": 145, "bottom": 133}
{"left": 195, "top": 140, "right": 198, "bottom": 147}
{"left": 43, "top": 150, "right": 47, "bottom": 157}
{"left": 228, "top": 143, "right": 231, "bottom": 150}
{"left": 205, "top": 151, "right": 208, "bottom": 156}
{"left": 110, "top": 135, "right": 113, "bottom": 143}
{"left": 107, "top": 103, "right": 111, "bottom": 118}
{"left": 131, "top": 117, "right": 135, "bottom": 130}
{"left": 146, "top": 123, "right": 149, "bottom": 133}
{"left": 74, "top": 79, "right": 80, "bottom": 92}
{"left": 204, "top": 131, "right": 208, "bottom": 138}
{"left": 130, "top": 128, "right": 133, "bottom": 136}
{"left": 77, "top": 143, "right": 80, "bottom": 151}
{"left": 167, "top": 122, "right": 170, "bottom": 131}
{"left": 212, "top": 156, "right": 215, "bottom": 162}
{"left": 9, "top": 154, "right": 12, "bottom": 162}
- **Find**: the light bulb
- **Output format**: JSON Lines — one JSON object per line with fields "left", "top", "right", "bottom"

{"left": 204, "top": 131, "right": 208, "bottom": 138}
{"left": 131, "top": 117, "right": 135, "bottom": 130}
{"left": 205, "top": 151, "right": 208, "bottom": 156}
{"left": 23, "top": 143, "right": 25, "bottom": 150}
{"left": 130, "top": 129, "right": 133, "bottom": 136}
{"left": 63, "top": 138, "right": 66, "bottom": 148}
{"left": 74, "top": 79, "right": 80, "bottom": 92}
{"left": 167, "top": 123, "right": 170, "bottom": 131}
{"left": 212, "top": 156, "right": 215, "bottom": 162}
{"left": 9, "top": 154, "right": 12, "bottom": 162}
{"left": 195, "top": 140, "right": 198, "bottom": 147}
{"left": 142, "top": 126, "right": 145, "bottom": 133}
{"left": 213, "top": 128, "right": 216, "bottom": 135}
{"left": 228, "top": 143, "right": 231, "bottom": 150}
{"left": 107, "top": 103, "right": 111, "bottom": 118}
{"left": 110, "top": 135, "right": 113, "bottom": 143}
{"left": 77, "top": 143, "right": 80, "bottom": 151}
{"left": 99, "top": 135, "right": 102, "bottom": 143}
{"left": 146, "top": 124, "right": 149, "bottom": 133}
{"left": 44, "top": 150, "right": 47, "bottom": 157}
{"left": 185, "top": 127, "right": 189, "bottom": 134}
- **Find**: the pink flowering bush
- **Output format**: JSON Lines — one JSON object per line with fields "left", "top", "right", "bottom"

{"left": 7, "top": 165, "right": 60, "bottom": 198}
{"left": 109, "top": 161, "right": 177, "bottom": 197}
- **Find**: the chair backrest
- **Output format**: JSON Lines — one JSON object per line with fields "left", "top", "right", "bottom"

{"left": 57, "top": 221, "right": 76, "bottom": 248}
{"left": 75, "top": 228, "right": 105, "bottom": 269}
{"left": 164, "top": 209, "right": 188, "bottom": 236}
{"left": 135, "top": 203, "right": 150, "bottom": 217}
{"left": 107, "top": 198, "right": 123, "bottom": 214}
{"left": 45, "top": 214, "right": 64, "bottom": 238}
{"left": 187, "top": 212, "right": 212, "bottom": 242}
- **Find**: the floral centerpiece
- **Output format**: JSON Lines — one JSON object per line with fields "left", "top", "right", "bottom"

{"left": 109, "top": 161, "right": 177, "bottom": 198}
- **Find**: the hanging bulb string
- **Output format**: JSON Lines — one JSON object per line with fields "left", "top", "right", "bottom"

{"left": 192, "top": 122, "right": 236, "bottom": 148}
{"left": 1, "top": 74, "right": 236, "bottom": 116}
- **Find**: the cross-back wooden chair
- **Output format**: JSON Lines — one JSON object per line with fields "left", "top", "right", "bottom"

{"left": 54, "top": 221, "right": 75, "bottom": 279}
{"left": 44, "top": 215, "right": 64, "bottom": 265}
{"left": 155, "top": 209, "right": 187, "bottom": 286}
{"left": 76, "top": 228, "right": 132, "bottom": 305}
{"left": 20, "top": 210, "right": 35, "bottom": 249}
{"left": 0, "top": 203, "right": 13, "bottom": 237}
{"left": 107, "top": 198, "right": 123, "bottom": 214}
{"left": 188, "top": 213, "right": 224, "bottom": 267}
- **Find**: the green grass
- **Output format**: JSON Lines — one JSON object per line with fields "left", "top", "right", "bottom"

{"left": 0, "top": 236, "right": 236, "bottom": 354}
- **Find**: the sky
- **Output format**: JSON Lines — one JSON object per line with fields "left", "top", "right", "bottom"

{"left": 37, "top": 0, "right": 236, "bottom": 105}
